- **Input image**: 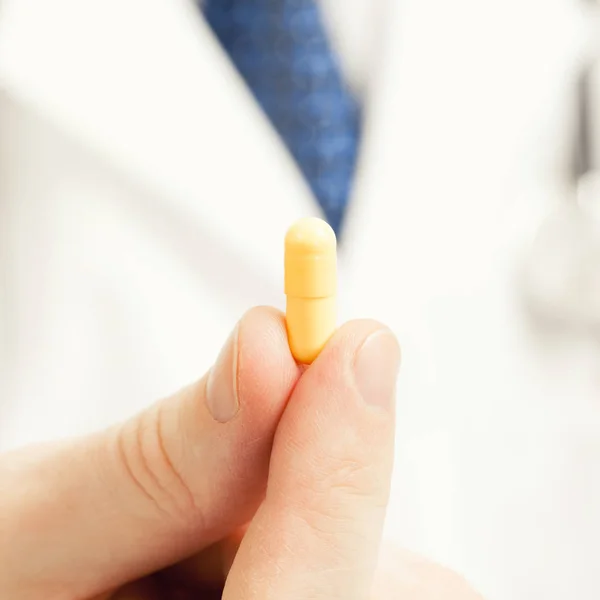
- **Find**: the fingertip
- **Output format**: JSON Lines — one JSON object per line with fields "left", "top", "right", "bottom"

{"left": 237, "top": 306, "right": 289, "bottom": 361}
{"left": 236, "top": 307, "right": 301, "bottom": 417}
{"left": 304, "top": 319, "right": 400, "bottom": 401}
{"left": 205, "top": 306, "right": 300, "bottom": 424}
{"left": 318, "top": 318, "right": 400, "bottom": 365}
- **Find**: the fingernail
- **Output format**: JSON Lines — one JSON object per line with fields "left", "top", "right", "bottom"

{"left": 205, "top": 324, "right": 240, "bottom": 423}
{"left": 354, "top": 329, "right": 401, "bottom": 411}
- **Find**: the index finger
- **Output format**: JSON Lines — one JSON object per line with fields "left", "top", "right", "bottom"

{"left": 0, "top": 307, "right": 300, "bottom": 599}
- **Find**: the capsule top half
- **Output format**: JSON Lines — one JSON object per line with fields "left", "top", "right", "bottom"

{"left": 284, "top": 218, "right": 337, "bottom": 299}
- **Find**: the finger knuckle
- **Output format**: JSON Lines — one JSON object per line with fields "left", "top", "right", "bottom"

{"left": 113, "top": 405, "right": 200, "bottom": 525}
{"left": 320, "top": 455, "right": 375, "bottom": 499}
{"left": 308, "top": 431, "right": 386, "bottom": 503}
{"left": 293, "top": 456, "right": 382, "bottom": 537}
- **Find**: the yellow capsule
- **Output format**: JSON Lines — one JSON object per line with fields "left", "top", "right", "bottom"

{"left": 284, "top": 217, "right": 337, "bottom": 364}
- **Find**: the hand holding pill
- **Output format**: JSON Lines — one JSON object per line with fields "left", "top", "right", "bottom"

{"left": 0, "top": 222, "right": 482, "bottom": 600}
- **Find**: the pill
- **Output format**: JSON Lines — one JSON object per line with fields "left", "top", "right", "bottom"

{"left": 284, "top": 217, "right": 337, "bottom": 364}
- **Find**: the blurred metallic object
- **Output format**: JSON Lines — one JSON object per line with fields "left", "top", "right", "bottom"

{"left": 521, "top": 47, "right": 600, "bottom": 332}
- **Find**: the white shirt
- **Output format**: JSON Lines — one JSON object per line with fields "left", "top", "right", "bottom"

{"left": 319, "top": 0, "right": 379, "bottom": 95}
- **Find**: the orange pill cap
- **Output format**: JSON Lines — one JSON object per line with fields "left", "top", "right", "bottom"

{"left": 284, "top": 217, "right": 337, "bottom": 298}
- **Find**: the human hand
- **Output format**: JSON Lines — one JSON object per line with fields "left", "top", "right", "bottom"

{"left": 0, "top": 307, "right": 481, "bottom": 599}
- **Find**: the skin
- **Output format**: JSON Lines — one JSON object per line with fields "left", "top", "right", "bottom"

{"left": 0, "top": 307, "right": 483, "bottom": 600}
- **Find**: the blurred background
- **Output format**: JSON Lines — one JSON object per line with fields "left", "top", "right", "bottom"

{"left": 0, "top": 1, "right": 599, "bottom": 598}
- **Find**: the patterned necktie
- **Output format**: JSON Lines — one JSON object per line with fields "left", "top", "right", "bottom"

{"left": 203, "top": 0, "right": 361, "bottom": 236}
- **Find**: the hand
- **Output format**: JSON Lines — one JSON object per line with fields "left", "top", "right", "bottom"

{"left": 0, "top": 307, "right": 482, "bottom": 599}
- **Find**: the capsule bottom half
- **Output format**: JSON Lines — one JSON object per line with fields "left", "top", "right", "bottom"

{"left": 285, "top": 296, "right": 337, "bottom": 364}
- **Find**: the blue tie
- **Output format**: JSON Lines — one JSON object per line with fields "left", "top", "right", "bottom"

{"left": 203, "top": 0, "right": 361, "bottom": 236}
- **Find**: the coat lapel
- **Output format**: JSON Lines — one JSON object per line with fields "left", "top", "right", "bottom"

{"left": 0, "top": 0, "right": 317, "bottom": 284}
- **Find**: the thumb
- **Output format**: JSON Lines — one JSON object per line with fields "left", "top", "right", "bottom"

{"left": 0, "top": 307, "right": 300, "bottom": 600}
{"left": 224, "top": 320, "right": 400, "bottom": 600}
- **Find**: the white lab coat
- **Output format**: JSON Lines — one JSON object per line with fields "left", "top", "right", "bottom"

{"left": 0, "top": 1, "right": 598, "bottom": 599}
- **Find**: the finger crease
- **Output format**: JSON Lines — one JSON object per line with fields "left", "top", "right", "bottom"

{"left": 115, "top": 422, "right": 167, "bottom": 517}
{"left": 155, "top": 401, "right": 198, "bottom": 516}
